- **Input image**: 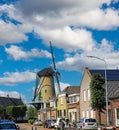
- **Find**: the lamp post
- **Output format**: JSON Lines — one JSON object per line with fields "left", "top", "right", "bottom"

{"left": 87, "top": 56, "right": 109, "bottom": 126}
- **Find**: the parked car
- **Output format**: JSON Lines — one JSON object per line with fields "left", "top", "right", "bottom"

{"left": 0, "top": 120, "right": 18, "bottom": 130}
{"left": 44, "top": 119, "right": 56, "bottom": 128}
{"left": 33, "top": 119, "right": 42, "bottom": 126}
{"left": 54, "top": 118, "right": 70, "bottom": 129}
{"left": 76, "top": 118, "right": 98, "bottom": 130}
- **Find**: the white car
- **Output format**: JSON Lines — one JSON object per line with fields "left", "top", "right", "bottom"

{"left": 33, "top": 119, "right": 42, "bottom": 126}
{"left": 54, "top": 118, "right": 70, "bottom": 129}
{"left": 76, "top": 118, "right": 98, "bottom": 130}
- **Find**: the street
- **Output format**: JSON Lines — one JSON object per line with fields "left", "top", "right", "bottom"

{"left": 17, "top": 123, "right": 55, "bottom": 130}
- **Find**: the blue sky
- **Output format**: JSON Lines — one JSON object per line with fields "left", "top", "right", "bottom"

{"left": 0, "top": 0, "right": 119, "bottom": 103}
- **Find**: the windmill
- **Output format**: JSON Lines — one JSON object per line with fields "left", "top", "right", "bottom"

{"left": 32, "top": 42, "right": 61, "bottom": 103}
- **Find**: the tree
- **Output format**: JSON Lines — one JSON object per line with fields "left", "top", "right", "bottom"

{"left": 90, "top": 73, "right": 105, "bottom": 125}
{"left": 6, "top": 105, "right": 27, "bottom": 120}
{"left": 0, "top": 105, "right": 4, "bottom": 118}
{"left": 27, "top": 106, "right": 38, "bottom": 119}
{"left": 19, "top": 105, "right": 27, "bottom": 120}
{"left": 6, "top": 106, "right": 14, "bottom": 118}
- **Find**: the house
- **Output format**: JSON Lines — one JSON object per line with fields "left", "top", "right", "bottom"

{"left": 109, "top": 90, "right": 119, "bottom": 128}
{"left": 80, "top": 68, "right": 119, "bottom": 128}
{"left": 57, "top": 93, "right": 68, "bottom": 118}
{"left": 0, "top": 96, "right": 24, "bottom": 109}
{"left": 37, "top": 97, "right": 57, "bottom": 121}
{"left": 62, "top": 86, "right": 80, "bottom": 122}
{"left": 57, "top": 86, "right": 80, "bottom": 122}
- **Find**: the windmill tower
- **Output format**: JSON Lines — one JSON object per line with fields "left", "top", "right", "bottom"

{"left": 37, "top": 67, "right": 56, "bottom": 102}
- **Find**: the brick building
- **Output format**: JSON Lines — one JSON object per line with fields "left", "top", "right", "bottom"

{"left": 80, "top": 68, "right": 119, "bottom": 128}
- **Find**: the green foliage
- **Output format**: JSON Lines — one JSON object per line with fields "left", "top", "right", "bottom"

{"left": 19, "top": 105, "right": 27, "bottom": 118}
{"left": 6, "top": 106, "right": 14, "bottom": 117}
{"left": 90, "top": 73, "right": 105, "bottom": 112}
{"left": 38, "top": 91, "right": 42, "bottom": 101}
{"left": 28, "top": 119, "right": 34, "bottom": 124}
{"left": 6, "top": 105, "right": 27, "bottom": 120}
{"left": 90, "top": 73, "right": 106, "bottom": 125}
{"left": 0, "top": 105, "right": 4, "bottom": 115}
{"left": 27, "top": 106, "right": 38, "bottom": 119}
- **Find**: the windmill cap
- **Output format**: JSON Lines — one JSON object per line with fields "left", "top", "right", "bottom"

{"left": 37, "top": 67, "right": 55, "bottom": 77}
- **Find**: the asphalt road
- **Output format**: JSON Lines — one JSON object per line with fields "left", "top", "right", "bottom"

{"left": 17, "top": 123, "right": 55, "bottom": 130}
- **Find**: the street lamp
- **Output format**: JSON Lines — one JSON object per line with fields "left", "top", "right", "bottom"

{"left": 87, "top": 55, "right": 109, "bottom": 126}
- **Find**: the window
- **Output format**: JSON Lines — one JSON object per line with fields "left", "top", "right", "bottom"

{"left": 58, "top": 110, "right": 60, "bottom": 117}
{"left": 82, "top": 110, "right": 85, "bottom": 118}
{"left": 74, "top": 96, "right": 76, "bottom": 102}
{"left": 91, "top": 110, "right": 94, "bottom": 118}
{"left": 64, "top": 110, "right": 66, "bottom": 116}
{"left": 71, "top": 97, "right": 73, "bottom": 102}
{"left": 75, "top": 112, "right": 77, "bottom": 120}
{"left": 86, "top": 110, "right": 89, "bottom": 118}
{"left": 88, "top": 89, "right": 90, "bottom": 100}
{"left": 61, "top": 97, "right": 63, "bottom": 104}
{"left": 69, "top": 112, "right": 72, "bottom": 121}
{"left": 60, "top": 110, "right": 62, "bottom": 117}
{"left": 83, "top": 90, "right": 86, "bottom": 101}
{"left": 115, "top": 108, "right": 119, "bottom": 127}
{"left": 45, "top": 89, "right": 47, "bottom": 93}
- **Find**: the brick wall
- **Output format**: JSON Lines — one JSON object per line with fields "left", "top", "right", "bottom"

{"left": 110, "top": 99, "right": 119, "bottom": 129}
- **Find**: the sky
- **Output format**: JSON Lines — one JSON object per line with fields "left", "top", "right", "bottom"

{"left": 0, "top": 0, "right": 119, "bottom": 103}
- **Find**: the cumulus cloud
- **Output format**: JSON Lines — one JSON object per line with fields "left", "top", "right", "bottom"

{"left": 36, "top": 27, "right": 95, "bottom": 51}
{"left": 0, "top": 20, "right": 28, "bottom": 44}
{"left": 56, "top": 39, "right": 119, "bottom": 71}
{"left": 0, "top": 70, "right": 36, "bottom": 86}
{"left": 5, "top": 45, "right": 51, "bottom": 60}
{"left": 0, "top": 0, "right": 119, "bottom": 50}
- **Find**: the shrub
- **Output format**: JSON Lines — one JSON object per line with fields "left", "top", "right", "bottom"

{"left": 28, "top": 119, "right": 34, "bottom": 124}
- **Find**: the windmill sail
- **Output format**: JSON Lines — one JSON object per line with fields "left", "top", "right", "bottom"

{"left": 50, "top": 41, "right": 61, "bottom": 94}
{"left": 32, "top": 73, "right": 39, "bottom": 101}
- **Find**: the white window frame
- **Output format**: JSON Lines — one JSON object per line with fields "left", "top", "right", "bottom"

{"left": 88, "top": 89, "right": 90, "bottom": 100}
{"left": 83, "top": 90, "right": 86, "bottom": 101}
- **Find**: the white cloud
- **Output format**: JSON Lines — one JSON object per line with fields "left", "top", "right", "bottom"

{"left": 0, "top": 70, "right": 36, "bottom": 86}
{"left": 5, "top": 45, "right": 51, "bottom": 60}
{"left": 36, "top": 27, "right": 95, "bottom": 51}
{"left": 0, "top": 0, "right": 119, "bottom": 49}
{"left": 56, "top": 39, "right": 119, "bottom": 71}
{"left": 0, "top": 20, "right": 28, "bottom": 44}
{"left": 0, "top": 90, "right": 21, "bottom": 98}
{"left": 55, "top": 82, "right": 70, "bottom": 95}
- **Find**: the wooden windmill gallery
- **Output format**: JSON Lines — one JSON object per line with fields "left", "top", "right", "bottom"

{"left": 30, "top": 42, "right": 61, "bottom": 121}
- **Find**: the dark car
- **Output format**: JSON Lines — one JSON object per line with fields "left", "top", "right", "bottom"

{"left": 44, "top": 119, "right": 56, "bottom": 128}
{"left": 0, "top": 120, "right": 17, "bottom": 130}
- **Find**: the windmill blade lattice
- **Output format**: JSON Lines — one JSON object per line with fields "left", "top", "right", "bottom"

{"left": 50, "top": 41, "right": 61, "bottom": 94}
